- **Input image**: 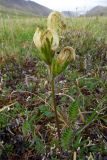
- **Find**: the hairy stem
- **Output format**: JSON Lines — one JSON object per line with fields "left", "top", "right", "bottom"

{"left": 51, "top": 77, "right": 61, "bottom": 142}
{"left": 48, "top": 65, "right": 61, "bottom": 154}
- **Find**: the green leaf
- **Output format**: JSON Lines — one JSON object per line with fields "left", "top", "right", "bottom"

{"left": 39, "top": 105, "right": 54, "bottom": 118}
{"left": 34, "top": 136, "right": 46, "bottom": 154}
{"left": 52, "top": 58, "right": 68, "bottom": 77}
{"left": 86, "top": 109, "right": 97, "bottom": 124}
{"left": 40, "top": 37, "right": 54, "bottom": 65}
{"left": 61, "top": 128, "right": 73, "bottom": 150}
{"left": 22, "top": 120, "right": 31, "bottom": 136}
{"left": 69, "top": 101, "right": 78, "bottom": 121}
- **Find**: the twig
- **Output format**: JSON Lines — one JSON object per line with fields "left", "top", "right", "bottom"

{"left": 0, "top": 102, "right": 16, "bottom": 112}
{"left": 56, "top": 93, "right": 75, "bottom": 101}
{"left": 73, "top": 151, "right": 77, "bottom": 160}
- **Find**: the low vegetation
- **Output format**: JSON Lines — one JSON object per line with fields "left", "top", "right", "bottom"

{"left": 0, "top": 13, "right": 107, "bottom": 160}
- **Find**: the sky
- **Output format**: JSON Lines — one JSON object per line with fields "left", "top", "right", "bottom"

{"left": 33, "top": 0, "right": 107, "bottom": 12}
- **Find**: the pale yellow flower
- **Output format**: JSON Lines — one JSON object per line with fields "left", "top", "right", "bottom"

{"left": 52, "top": 47, "right": 75, "bottom": 77}
{"left": 33, "top": 28, "right": 42, "bottom": 49}
{"left": 33, "top": 27, "right": 59, "bottom": 51}
{"left": 33, "top": 27, "right": 59, "bottom": 64}
{"left": 57, "top": 46, "right": 75, "bottom": 64}
{"left": 47, "top": 11, "right": 66, "bottom": 32}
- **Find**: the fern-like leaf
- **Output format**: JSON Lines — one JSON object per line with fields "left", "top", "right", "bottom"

{"left": 69, "top": 101, "right": 78, "bottom": 121}
{"left": 34, "top": 136, "right": 46, "bottom": 154}
{"left": 61, "top": 128, "right": 73, "bottom": 150}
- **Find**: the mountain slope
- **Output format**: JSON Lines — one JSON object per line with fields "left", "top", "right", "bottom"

{"left": 0, "top": 0, "right": 52, "bottom": 16}
{"left": 62, "top": 11, "right": 76, "bottom": 17}
{"left": 86, "top": 6, "right": 107, "bottom": 16}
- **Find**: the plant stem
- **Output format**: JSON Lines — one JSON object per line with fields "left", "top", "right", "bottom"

{"left": 51, "top": 76, "right": 61, "bottom": 146}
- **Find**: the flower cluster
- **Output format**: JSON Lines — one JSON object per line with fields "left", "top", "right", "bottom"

{"left": 33, "top": 11, "right": 75, "bottom": 77}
